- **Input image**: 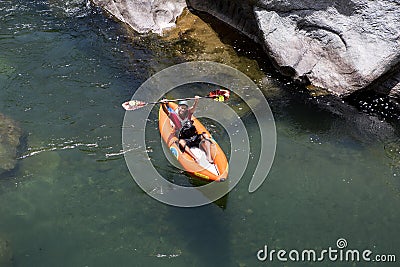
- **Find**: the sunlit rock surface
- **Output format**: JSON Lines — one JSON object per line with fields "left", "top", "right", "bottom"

{"left": 90, "top": 0, "right": 186, "bottom": 34}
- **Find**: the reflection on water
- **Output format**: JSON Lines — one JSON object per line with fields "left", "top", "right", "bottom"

{"left": 0, "top": 1, "right": 399, "bottom": 267}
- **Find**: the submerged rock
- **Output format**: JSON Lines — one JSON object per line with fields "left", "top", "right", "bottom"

{"left": 0, "top": 237, "right": 12, "bottom": 267}
{"left": 162, "top": 9, "right": 268, "bottom": 84}
{"left": 90, "top": 0, "right": 186, "bottom": 34}
{"left": 0, "top": 113, "right": 22, "bottom": 175}
{"left": 0, "top": 58, "right": 15, "bottom": 77}
{"left": 186, "top": 0, "right": 400, "bottom": 97}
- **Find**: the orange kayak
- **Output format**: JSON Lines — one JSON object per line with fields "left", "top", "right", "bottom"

{"left": 158, "top": 102, "right": 229, "bottom": 182}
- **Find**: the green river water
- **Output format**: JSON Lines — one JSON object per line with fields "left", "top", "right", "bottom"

{"left": 0, "top": 1, "right": 399, "bottom": 266}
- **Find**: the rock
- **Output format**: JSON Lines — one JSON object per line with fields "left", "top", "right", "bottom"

{"left": 366, "top": 63, "right": 400, "bottom": 103}
{"left": 388, "top": 73, "right": 400, "bottom": 100}
{"left": 90, "top": 0, "right": 186, "bottom": 34}
{"left": 90, "top": 0, "right": 400, "bottom": 98}
{"left": 186, "top": 0, "right": 400, "bottom": 97}
{"left": 185, "top": 0, "right": 261, "bottom": 43}
{"left": 0, "top": 113, "right": 22, "bottom": 175}
{"left": 0, "top": 237, "right": 12, "bottom": 267}
{"left": 391, "top": 85, "right": 400, "bottom": 99}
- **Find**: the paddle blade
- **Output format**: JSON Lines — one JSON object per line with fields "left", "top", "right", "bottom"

{"left": 122, "top": 100, "right": 147, "bottom": 111}
{"left": 209, "top": 89, "right": 230, "bottom": 102}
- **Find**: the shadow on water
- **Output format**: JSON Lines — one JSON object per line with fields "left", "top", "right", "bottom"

{"left": 144, "top": 104, "right": 232, "bottom": 264}
{"left": 188, "top": 179, "right": 230, "bottom": 210}
{"left": 167, "top": 205, "right": 233, "bottom": 266}
{"left": 272, "top": 82, "right": 399, "bottom": 146}
{"left": 345, "top": 90, "right": 400, "bottom": 132}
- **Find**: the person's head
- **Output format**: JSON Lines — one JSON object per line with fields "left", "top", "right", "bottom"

{"left": 178, "top": 101, "right": 189, "bottom": 117}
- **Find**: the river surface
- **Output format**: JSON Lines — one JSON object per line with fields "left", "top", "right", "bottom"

{"left": 0, "top": 1, "right": 399, "bottom": 266}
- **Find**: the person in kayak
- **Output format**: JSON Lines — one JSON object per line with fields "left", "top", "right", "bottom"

{"left": 161, "top": 97, "right": 214, "bottom": 164}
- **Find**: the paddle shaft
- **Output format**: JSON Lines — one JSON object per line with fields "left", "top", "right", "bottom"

{"left": 147, "top": 95, "right": 213, "bottom": 105}
{"left": 122, "top": 89, "right": 229, "bottom": 111}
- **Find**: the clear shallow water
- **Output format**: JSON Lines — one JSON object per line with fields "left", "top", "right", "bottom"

{"left": 0, "top": 1, "right": 399, "bottom": 267}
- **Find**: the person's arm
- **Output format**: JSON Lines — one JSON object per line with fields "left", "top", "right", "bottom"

{"left": 189, "top": 95, "right": 200, "bottom": 114}
{"left": 162, "top": 100, "right": 181, "bottom": 131}
{"left": 161, "top": 99, "right": 170, "bottom": 115}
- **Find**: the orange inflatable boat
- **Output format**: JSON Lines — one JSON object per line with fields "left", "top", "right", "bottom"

{"left": 158, "top": 102, "right": 229, "bottom": 182}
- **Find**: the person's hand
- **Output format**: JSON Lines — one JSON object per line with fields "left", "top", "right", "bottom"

{"left": 194, "top": 95, "right": 200, "bottom": 99}
{"left": 160, "top": 98, "right": 169, "bottom": 104}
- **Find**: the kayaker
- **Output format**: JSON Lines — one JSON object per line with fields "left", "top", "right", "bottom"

{"left": 161, "top": 97, "right": 214, "bottom": 164}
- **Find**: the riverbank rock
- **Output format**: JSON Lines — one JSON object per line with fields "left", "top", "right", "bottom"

{"left": 186, "top": 0, "right": 400, "bottom": 97}
{"left": 90, "top": 0, "right": 186, "bottom": 34}
{"left": 387, "top": 72, "right": 400, "bottom": 100}
{"left": 0, "top": 113, "right": 22, "bottom": 175}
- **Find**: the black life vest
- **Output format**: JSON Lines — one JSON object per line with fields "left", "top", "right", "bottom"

{"left": 178, "top": 120, "right": 197, "bottom": 139}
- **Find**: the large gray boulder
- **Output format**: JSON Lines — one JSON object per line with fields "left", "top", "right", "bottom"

{"left": 186, "top": 0, "right": 400, "bottom": 97}
{"left": 90, "top": 0, "right": 186, "bottom": 34}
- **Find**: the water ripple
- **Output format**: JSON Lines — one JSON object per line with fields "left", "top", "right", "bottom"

{"left": 18, "top": 141, "right": 99, "bottom": 159}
